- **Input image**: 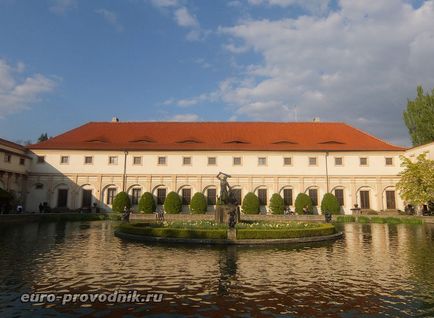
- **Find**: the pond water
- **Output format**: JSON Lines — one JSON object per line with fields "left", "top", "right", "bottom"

{"left": 0, "top": 221, "right": 433, "bottom": 317}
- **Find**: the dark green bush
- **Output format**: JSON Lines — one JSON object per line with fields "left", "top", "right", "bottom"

{"left": 112, "top": 191, "right": 131, "bottom": 212}
{"left": 269, "top": 193, "right": 285, "bottom": 214}
{"left": 294, "top": 193, "right": 313, "bottom": 214}
{"left": 0, "top": 188, "right": 13, "bottom": 204}
{"left": 164, "top": 191, "right": 182, "bottom": 214}
{"left": 190, "top": 192, "right": 207, "bottom": 214}
{"left": 321, "top": 192, "right": 340, "bottom": 215}
{"left": 236, "top": 224, "right": 336, "bottom": 239}
{"left": 138, "top": 192, "right": 156, "bottom": 213}
{"left": 118, "top": 224, "right": 227, "bottom": 239}
{"left": 241, "top": 192, "right": 260, "bottom": 214}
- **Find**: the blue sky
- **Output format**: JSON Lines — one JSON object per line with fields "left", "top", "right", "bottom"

{"left": 1, "top": 0, "right": 433, "bottom": 146}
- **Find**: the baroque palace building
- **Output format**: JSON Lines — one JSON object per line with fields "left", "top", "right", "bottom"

{"left": 11, "top": 120, "right": 418, "bottom": 215}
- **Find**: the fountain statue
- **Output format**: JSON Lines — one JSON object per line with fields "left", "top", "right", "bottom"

{"left": 216, "top": 172, "right": 240, "bottom": 228}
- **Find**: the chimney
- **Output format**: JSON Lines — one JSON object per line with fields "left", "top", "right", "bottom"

{"left": 313, "top": 117, "right": 320, "bottom": 122}
{"left": 111, "top": 117, "right": 119, "bottom": 122}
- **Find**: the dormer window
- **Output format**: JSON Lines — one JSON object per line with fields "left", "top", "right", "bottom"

{"left": 318, "top": 140, "right": 345, "bottom": 145}
{"left": 224, "top": 139, "right": 249, "bottom": 144}
{"left": 176, "top": 138, "right": 202, "bottom": 144}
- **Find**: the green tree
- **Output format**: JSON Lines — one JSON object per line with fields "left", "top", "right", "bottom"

{"left": 138, "top": 192, "right": 156, "bottom": 213}
{"left": 164, "top": 191, "right": 182, "bottom": 214}
{"left": 403, "top": 86, "right": 434, "bottom": 146}
{"left": 241, "top": 192, "right": 260, "bottom": 214}
{"left": 269, "top": 193, "right": 284, "bottom": 214}
{"left": 294, "top": 193, "right": 313, "bottom": 214}
{"left": 397, "top": 153, "right": 434, "bottom": 206}
{"left": 190, "top": 192, "right": 207, "bottom": 214}
{"left": 38, "top": 133, "right": 48, "bottom": 143}
{"left": 112, "top": 191, "right": 131, "bottom": 212}
{"left": 321, "top": 192, "right": 340, "bottom": 215}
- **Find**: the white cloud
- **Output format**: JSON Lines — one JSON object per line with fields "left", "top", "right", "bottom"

{"left": 95, "top": 9, "right": 124, "bottom": 32}
{"left": 0, "top": 60, "right": 58, "bottom": 117}
{"left": 170, "top": 0, "right": 434, "bottom": 146}
{"left": 247, "top": 0, "right": 331, "bottom": 15}
{"left": 174, "top": 7, "right": 198, "bottom": 27}
{"left": 166, "top": 113, "right": 200, "bottom": 121}
{"left": 149, "top": 0, "right": 179, "bottom": 8}
{"left": 149, "top": 1, "right": 207, "bottom": 41}
{"left": 49, "top": 0, "right": 77, "bottom": 15}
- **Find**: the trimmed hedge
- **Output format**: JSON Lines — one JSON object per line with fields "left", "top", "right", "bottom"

{"left": 164, "top": 191, "right": 182, "bottom": 214}
{"left": 370, "top": 216, "right": 386, "bottom": 224}
{"left": 335, "top": 215, "right": 356, "bottom": 223}
{"left": 242, "top": 192, "right": 260, "bottom": 214}
{"left": 138, "top": 192, "right": 156, "bottom": 213}
{"left": 357, "top": 216, "right": 370, "bottom": 223}
{"left": 117, "top": 223, "right": 227, "bottom": 239}
{"left": 38, "top": 213, "right": 109, "bottom": 222}
{"left": 112, "top": 191, "right": 131, "bottom": 213}
{"left": 321, "top": 193, "right": 340, "bottom": 215}
{"left": 294, "top": 193, "right": 313, "bottom": 214}
{"left": 190, "top": 192, "right": 207, "bottom": 214}
{"left": 236, "top": 224, "right": 336, "bottom": 239}
{"left": 269, "top": 193, "right": 285, "bottom": 215}
{"left": 355, "top": 216, "right": 424, "bottom": 225}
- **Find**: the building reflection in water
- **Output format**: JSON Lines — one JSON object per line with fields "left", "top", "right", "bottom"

{"left": 0, "top": 221, "right": 433, "bottom": 317}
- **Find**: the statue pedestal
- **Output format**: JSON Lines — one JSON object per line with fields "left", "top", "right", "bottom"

{"left": 215, "top": 204, "right": 240, "bottom": 224}
{"left": 227, "top": 228, "right": 236, "bottom": 240}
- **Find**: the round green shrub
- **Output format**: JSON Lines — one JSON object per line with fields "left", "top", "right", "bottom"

{"left": 294, "top": 193, "right": 313, "bottom": 214}
{"left": 242, "top": 192, "right": 260, "bottom": 214}
{"left": 112, "top": 191, "right": 131, "bottom": 213}
{"left": 138, "top": 192, "right": 156, "bottom": 213}
{"left": 190, "top": 192, "right": 207, "bottom": 214}
{"left": 320, "top": 192, "right": 340, "bottom": 215}
{"left": 0, "top": 188, "right": 13, "bottom": 204}
{"left": 269, "top": 193, "right": 285, "bottom": 214}
{"left": 164, "top": 191, "right": 182, "bottom": 214}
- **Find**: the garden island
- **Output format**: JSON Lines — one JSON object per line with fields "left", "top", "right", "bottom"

{"left": 115, "top": 172, "right": 342, "bottom": 244}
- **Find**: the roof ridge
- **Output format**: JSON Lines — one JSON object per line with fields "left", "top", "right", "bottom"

{"left": 28, "top": 122, "right": 93, "bottom": 147}
{"left": 86, "top": 121, "right": 345, "bottom": 124}
{"left": 342, "top": 123, "right": 407, "bottom": 150}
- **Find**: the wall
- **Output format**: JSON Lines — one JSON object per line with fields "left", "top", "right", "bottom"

{"left": 25, "top": 149, "right": 406, "bottom": 214}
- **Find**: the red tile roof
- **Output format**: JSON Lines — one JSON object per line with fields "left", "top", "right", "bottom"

{"left": 28, "top": 122, "right": 406, "bottom": 152}
{"left": 0, "top": 137, "right": 28, "bottom": 152}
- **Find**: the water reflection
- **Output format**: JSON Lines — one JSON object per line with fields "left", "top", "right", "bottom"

{"left": 0, "top": 221, "right": 433, "bottom": 317}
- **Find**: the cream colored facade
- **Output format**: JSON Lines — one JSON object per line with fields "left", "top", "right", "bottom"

{"left": 0, "top": 140, "right": 31, "bottom": 203}
{"left": 25, "top": 148, "right": 407, "bottom": 214}
{"left": 405, "top": 141, "right": 434, "bottom": 161}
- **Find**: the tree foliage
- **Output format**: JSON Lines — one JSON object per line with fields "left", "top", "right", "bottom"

{"left": 295, "top": 193, "right": 313, "bottom": 214}
{"left": 112, "top": 191, "right": 131, "bottom": 212}
{"left": 241, "top": 192, "right": 260, "bottom": 214}
{"left": 269, "top": 193, "right": 285, "bottom": 214}
{"left": 38, "top": 133, "right": 48, "bottom": 143}
{"left": 397, "top": 153, "right": 434, "bottom": 205}
{"left": 403, "top": 86, "right": 434, "bottom": 146}
{"left": 164, "top": 191, "right": 182, "bottom": 214}
{"left": 321, "top": 192, "right": 340, "bottom": 215}
{"left": 138, "top": 192, "right": 156, "bottom": 213}
{"left": 190, "top": 192, "right": 207, "bottom": 214}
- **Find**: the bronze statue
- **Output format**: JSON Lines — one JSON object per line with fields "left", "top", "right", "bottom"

{"left": 216, "top": 172, "right": 231, "bottom": 204}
